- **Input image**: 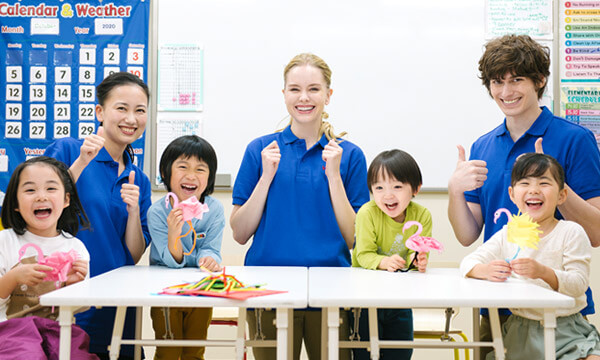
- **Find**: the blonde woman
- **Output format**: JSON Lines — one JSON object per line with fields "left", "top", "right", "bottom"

{"left": 230, "top": 53, "right": 369, "bottom": 359}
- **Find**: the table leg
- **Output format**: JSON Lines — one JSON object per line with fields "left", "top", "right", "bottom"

{"left": 109, "top": 307, "right": 127, "bottom": 360}
{"left": 134, "top": 307, "right": 142, "bottom": 360}
{"left": 488, "top": 308, "right": 505, "bottom": 360}
{"left": 276, "top": 308, "right": 293, "bottom": 360}
{"left": 236, "top": 308, "right": 247, "bottom": 360}
{"left": 327, "top": 307, "right": 340, "bottom": 360}
{"left": 542, "top": 309, "right": 557, "bottom": 360}
{"left": 473, "top": 308, "right": 480, "bottom": 360}
{"left": 321, "top": 308, "right": 328, "bottom": 360}
{"left": 58, "top": 306, "right": 73, "bottom": 360}
{"left": 368, "top": 308, "right": 380, "bottom": 360}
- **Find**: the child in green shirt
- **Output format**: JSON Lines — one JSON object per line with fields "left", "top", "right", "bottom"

{"left": 352, "top": 149, "right": 431, "bottom": 360}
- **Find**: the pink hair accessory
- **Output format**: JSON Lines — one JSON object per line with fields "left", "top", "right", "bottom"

{"left": 18, "top": 243, "right": 78, "bottom": 288}
{"left": 165, "top": 192, "right": 210, "bottom": 256}
{"left": 403, "top": 221, "right": 444, "bottom": 253}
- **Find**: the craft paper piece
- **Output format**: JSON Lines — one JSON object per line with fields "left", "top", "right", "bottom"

{"left": 494, "top": 208, "right": 542, "bottom": 261}
{"left": 507, "top": 212, "right": 541, "bottom": 250}
{"left": 403, "top": 221, "right": 444, "bottom": 253}
{"left": 165, "top": 192, "right": 209, "bottom": 222}
{"left": 398, "top": 221, "right": 443, "bottom": 272}
{"left": 159, "top": 267, "right": 286, "bottom": 300}
{"left": 165, "top": 192, "right": 210, "bottom": 255}
{"left": 18, "top": 243, "right": 78, "bottom": 288}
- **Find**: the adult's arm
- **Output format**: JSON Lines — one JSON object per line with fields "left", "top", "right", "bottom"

{"left": 447, "top": 146, "right": 487, "bottom": 246}
{"left": 230, "top": 140, "right": 280, "bottom": 245}
{"left": 559, "top": 193, "right": 600, "bottom": 247}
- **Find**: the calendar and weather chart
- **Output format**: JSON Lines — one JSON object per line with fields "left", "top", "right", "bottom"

{"left": 0, "top": 0, "right": 149, "bottom": 204}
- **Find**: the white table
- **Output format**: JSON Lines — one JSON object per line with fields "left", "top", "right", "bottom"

{"left": 40, "top": 265, "right": 308, "bottom": 360}
{"left": 308, "top": 267, "right": 575, "bottom": 360}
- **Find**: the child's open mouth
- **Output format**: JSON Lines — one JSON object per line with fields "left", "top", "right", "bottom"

{"left": 33, "top": 208, "right": 52, "bottom": 218}
{"left": 525, "top": 199, "right": 543, "bottom": 210}
{"left": 385, "top": 202, "right": 398, "bottom": 211}
{"left": 181, "top": 184, "right": 197, "bottom": 196}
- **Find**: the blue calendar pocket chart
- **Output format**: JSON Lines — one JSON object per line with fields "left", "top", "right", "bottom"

{"left": 0, "top": 0, "right": 149, "bottom": 207}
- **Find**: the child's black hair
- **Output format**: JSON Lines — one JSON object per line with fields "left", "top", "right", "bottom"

{"left": 96, "top": 71, "right": 150, "bottom": 163}
{"left": 159, "top": 135, "right": 217, "bottom": 202}
{"left": 511, "top": 153, "right": 565, "bottom": 189}
{"left": 1, "top": 156, "right": 90, "bottom": 236}
{"left": 367, "top": 149, "right": 422, "bottom": 193}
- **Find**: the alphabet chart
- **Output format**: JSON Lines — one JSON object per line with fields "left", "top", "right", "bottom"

{"left": 0, "top": 0, "right": 149, "bottom": 201}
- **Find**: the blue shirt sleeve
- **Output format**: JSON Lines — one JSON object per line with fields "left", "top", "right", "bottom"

{"left": 232, "top": 139, "right": 263, "bottom": 206}
{"left": 343, "top": 144, "right": 370, "bottom": 212}
{"left": 194, "top": 198, "right": 225, "bottom": 265}
{"left": 137, "top": 169, "right": 152, "bottom": 248}
{"left": 463, "top": 142, "right": 481, "bottom": 204}
{"left": 44, "top": 138, "right": 80, "bottom": 166}
{"left": 148, "top": 199, "right": 185, "bottom": 268}
{"left": 562, "top": 129, "right": 600, "bottom": 201}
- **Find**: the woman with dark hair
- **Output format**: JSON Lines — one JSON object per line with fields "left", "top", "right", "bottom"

{"left": 45, "top": 72, "right": 152, "bottom": 359}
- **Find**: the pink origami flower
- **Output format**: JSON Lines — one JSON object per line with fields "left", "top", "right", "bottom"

{"left": 165, "top": 192, "right": 209, "bottom": 221}
{"left": 403, "top": 221, "right": 444, "bottom": 253}
{"left": 18, "top": 243, "right": 78, "bottom": 288}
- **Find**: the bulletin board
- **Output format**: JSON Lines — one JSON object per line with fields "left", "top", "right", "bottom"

{"left": 0, "top": 0, "right": 149, "bottom": 203}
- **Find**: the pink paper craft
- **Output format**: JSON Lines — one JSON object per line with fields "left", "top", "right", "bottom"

{"left": 18, "top": 243, "right": 78, "bottom": 288}
{"left": 403, "top": 221, "right": 444, "bottom": 253}
{"left": 165, "top": 192, "right": 210, "bottom": 256}
{"left": 165, "top": 192, "right": 209, "bottom": 221}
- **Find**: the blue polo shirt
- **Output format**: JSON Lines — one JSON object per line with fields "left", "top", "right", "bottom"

{"left": 233, "top": 126, "right": 370, "bottom": 267}
{"left": 45, "top": 137, "right": 152, "bottom": 356}
{"left": 465, "top": 106, "right": 600, "bottom": 315}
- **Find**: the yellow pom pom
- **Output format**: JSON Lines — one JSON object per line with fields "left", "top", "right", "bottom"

{"left": 507, "top": 212, "right": 542, "bottom": 250}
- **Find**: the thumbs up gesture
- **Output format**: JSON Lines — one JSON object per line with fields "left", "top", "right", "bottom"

{"left": 79, "top": 126, "right": 105, "bottom": 166}
{"left": 448, "top": 145, "right": 488, "bottom": 194}
{"left": 121, "top": 170, "right": 140, "bottom": 214}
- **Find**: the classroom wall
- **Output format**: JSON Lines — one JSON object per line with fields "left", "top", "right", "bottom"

{"left": 147, "top": 189, "right": 600, "bottom": 359}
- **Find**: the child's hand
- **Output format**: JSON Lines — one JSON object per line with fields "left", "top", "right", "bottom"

{"left": 322, "top": 139, "right": 343, "bottom": 179}
{"left": 448, "top": 145, "right": 488, "bottom": 194}
{"left": 482, "top": 260, "right": 512, "bottom": 282}
{"left": 510, "top": 258, "right": 545, "bottom": 279}
{"left": 121, "top": 171, "right": 140, "bottom": 214}
{"left": 79, "top": 127, "right": 105, "bottom": 165}
{"left": 378, "top": 254, "right": 406, "bottom": 272}
{"left": 198, "top": 257, "right": 221, "bottom": 272}
{"left": 66, "top": 260, "right": 88, "bottom": 285}
{"left": 167, "top": 207, "right": 185, "bottom": 238}
{"left": 261, "top": 141, "right": 280, "bottom": 182}
{"left": 414, "top": 252, "right": 428, "bottom": 273}
{"left": 10, "top": 263, "right": 54, "bottom": 286}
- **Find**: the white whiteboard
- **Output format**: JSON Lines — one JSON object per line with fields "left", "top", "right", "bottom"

{"left": 156, "top": 0, "right": 508, "bottom": 189}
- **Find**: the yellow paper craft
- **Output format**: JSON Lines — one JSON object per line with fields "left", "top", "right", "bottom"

{"left": 506, "top": 212, "right": 542, "bottom": 250}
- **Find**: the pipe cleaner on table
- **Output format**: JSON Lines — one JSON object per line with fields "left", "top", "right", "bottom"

{"left": 159, "top": 267, "right": 286, "bottom": 300}
{"left": 18, "top": 243, "right": 78, "bottom": 288}
{"left": 494, "top": 208, "right": 542, "bottom": 262}
{"left": 398, "top": 220, "right": 444, "bottom": 272}
{"left": 165, "top": 192, "right": 210, "bottom": 256}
